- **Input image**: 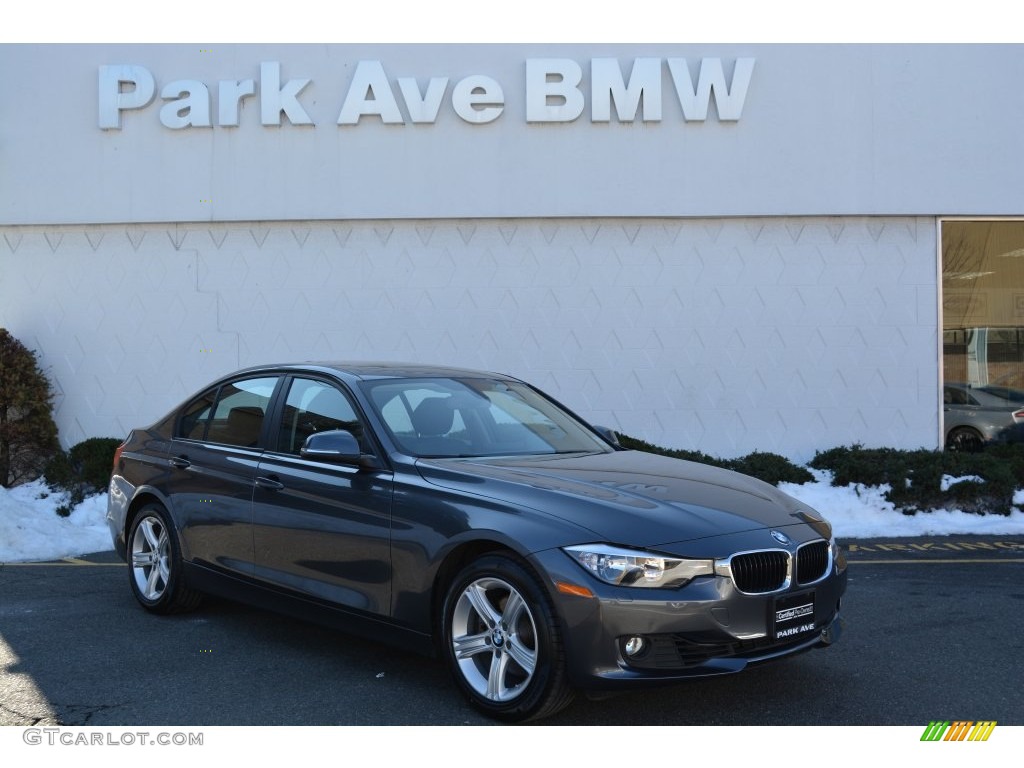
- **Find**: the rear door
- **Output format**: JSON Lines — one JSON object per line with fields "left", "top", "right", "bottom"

{"left": 168, "top": 375, "right": 280, "bottom": 578}
{"left": 252, "top": 375, "right": 394, "bottom": 616}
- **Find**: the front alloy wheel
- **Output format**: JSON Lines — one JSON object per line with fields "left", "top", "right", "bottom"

{"left": 443, "top": 555, "right": 573, "bottom": 721}
{"left": 451, "top": 576, "right": 538, "bottom": 702}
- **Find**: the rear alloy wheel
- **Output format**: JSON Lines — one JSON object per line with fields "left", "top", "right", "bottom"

{"left": 443, "top": 554, "right": 573, "bottom": 722}
{"left": 946, "top": 426, "right": 985, "bottom": 453}
{"left": 128, "top": 504, "right": 202, "bottom": 614}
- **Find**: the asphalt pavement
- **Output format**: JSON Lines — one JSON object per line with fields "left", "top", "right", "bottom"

{"left": 1, "top": 536, "right": 1022, "bottom": 726}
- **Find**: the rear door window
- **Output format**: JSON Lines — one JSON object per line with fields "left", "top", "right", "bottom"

{"left": 196, "top": 377, "right": 278, "bottom": 448}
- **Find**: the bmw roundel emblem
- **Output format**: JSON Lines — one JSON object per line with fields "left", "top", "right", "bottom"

{"left": 770, "top": 530, "right": 790, "bottom": 545}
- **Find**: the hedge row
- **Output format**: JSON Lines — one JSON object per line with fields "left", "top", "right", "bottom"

{"left": 44, "top": 437, "right": 122, "bottom": 516}
{"left": 808, "top": 443, "right": 1024, "bottom": 516}
{"left": 618, "top": 435, "right": 1024, "bottom": 516}
{"left": 33, "top": 433, "right": 1024, "bottom": 519}
{"left": 616, "top": 434, "right": 815, "bottom": 485}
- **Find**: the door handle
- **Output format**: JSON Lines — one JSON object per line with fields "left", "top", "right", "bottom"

{"left": 255, "top": 475, "right": 284, "bottom": 491}
{"left": 169, "top": 456, "right": 191, "bottom": 469}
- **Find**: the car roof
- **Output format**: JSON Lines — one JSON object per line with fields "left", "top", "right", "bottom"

{"left": 230, "top": 361, "right": 516, "bottom": 381}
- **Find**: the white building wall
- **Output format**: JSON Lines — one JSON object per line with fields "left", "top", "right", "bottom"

{"left": 0, "top": 215, "right": 937, "bottom": 462}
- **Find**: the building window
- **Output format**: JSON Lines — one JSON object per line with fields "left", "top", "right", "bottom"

{"left": 942, "top": 220, "right": 1024, "bottom": 391}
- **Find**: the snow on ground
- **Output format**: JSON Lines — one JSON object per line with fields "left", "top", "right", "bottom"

{"left": 0, "top": 479, "right": 112, "bottom": 563}
{"left": 780, "top": 469, "right": 1024, "bottom": 539}
{"left": 2, "top": 469, "right": 1024, "bottom": 564}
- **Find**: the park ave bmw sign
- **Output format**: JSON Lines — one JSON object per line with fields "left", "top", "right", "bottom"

{"left": 98, "top": 58, "right": 755, "bottom": 130}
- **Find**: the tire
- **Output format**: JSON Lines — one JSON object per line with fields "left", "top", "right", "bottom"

{"left": 946, "top": 426, "right": 985, "bottom": 453}
{"left": 127, "top": 504, "right": 202, "bottom": 614}
{"left": 441, "top": 554, "right": 574, "bottom": 722}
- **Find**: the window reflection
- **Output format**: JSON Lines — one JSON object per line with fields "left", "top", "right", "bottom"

{"left": 943, "top": 221, "right": 1024, "bottom": 390}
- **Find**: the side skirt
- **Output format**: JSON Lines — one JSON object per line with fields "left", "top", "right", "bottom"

{"left": 182, "top": 562, "right": 436, "bottom": 657}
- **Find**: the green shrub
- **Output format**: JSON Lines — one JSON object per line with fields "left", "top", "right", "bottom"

{"left": 985, "top": 443, "right": 1024, "bottom": 487}
{"left": 620, "top": 436, "right": 1024, "bottom": 515}
{"left": 70, "top": 437, "right": 123, "bottom": 490}
{"left": 617, "top": 435, "right": 812, "bottom": 486}
{"left": 617, "top": 434, "right": 729, "bottom": 469}
{"left": 42, "top": 449, "right": 74, "bottom": 489}
{"left": 729, "top": 451, "right": 814, "bottom": 486}
{"left": 0, "top": 329, "right": 60, "bottom": 487}
{"left": 808, "top": 444, "right": 909, "bottom": 488}
{"left": 812, "top": 443, "right": 1020, "bottom": 516}
{"left": 45, "top": 436, "right": 123, "bottom": 515}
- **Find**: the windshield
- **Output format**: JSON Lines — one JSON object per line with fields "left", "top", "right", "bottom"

{"left": 361, "top": 377, "right": 612, "bottom": 458}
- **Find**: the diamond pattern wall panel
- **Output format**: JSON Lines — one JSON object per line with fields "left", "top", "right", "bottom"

{"left": 0, "top": 217, "right": 939, "bottom": 461}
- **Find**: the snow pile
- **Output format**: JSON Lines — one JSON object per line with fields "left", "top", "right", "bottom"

{"left": 940, "top": 474, "right": 984, "bottom": 492}
{"left": 0, "top": 479, "right": 111, "bottom": 563}
{"left": 780, "top": 469, "right": 1024, "bottom": 538}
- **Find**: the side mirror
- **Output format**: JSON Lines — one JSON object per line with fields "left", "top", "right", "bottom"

{"left": 300, "top": 430, "right": 378, "bottom": 469}
{"left": 593, "top": 425, "right": 622, "bottom": 449}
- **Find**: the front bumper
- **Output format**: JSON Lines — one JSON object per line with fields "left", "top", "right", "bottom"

{"left": 530, "top": 543, "right": 847, "bottom": 690}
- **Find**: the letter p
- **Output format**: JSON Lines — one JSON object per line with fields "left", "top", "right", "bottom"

{"left": 98, "top": 65, "right": 155, "bottom": 129}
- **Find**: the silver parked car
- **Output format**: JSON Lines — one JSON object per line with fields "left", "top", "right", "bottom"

{"left": 944, "top": 383, "right": 1024, "bottom": 451}
{"left": 108, "top": 362, "right": 847, "bottom": 721}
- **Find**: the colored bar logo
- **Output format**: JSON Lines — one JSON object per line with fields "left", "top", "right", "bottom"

{"left": 920, "top": 721, "right": 997, "bottom": 741}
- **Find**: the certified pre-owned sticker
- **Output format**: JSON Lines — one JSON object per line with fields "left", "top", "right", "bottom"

{"left": 776, "top": 602, "right": 813, "bottom": 623}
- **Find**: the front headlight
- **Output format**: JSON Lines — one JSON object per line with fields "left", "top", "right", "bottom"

{"left": 563, "top": 544, "right": 714, "bottom": 589}
{"left": 831, "top": 537, "right": 847, "bottom": 573}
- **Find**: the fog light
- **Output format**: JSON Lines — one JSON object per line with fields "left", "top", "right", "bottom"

{"left": 624, "top": 636, "right": 646, "bottom": 657}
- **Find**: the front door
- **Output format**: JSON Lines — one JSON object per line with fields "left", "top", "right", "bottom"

{"left": 252, "top": 376, "right": 394, "bottom": 616}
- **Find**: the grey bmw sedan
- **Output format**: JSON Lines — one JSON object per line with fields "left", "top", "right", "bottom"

{"left": 107, "top": 362, "right": 846, "bottom": 721}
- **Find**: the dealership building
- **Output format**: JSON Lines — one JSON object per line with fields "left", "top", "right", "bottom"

{"left": 2, "top": 44, "right": 1023, "bottom": 462}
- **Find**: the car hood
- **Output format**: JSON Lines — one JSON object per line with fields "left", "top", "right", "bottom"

{"left": 415, "top": 450, "right": 828, "bottom": 548}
